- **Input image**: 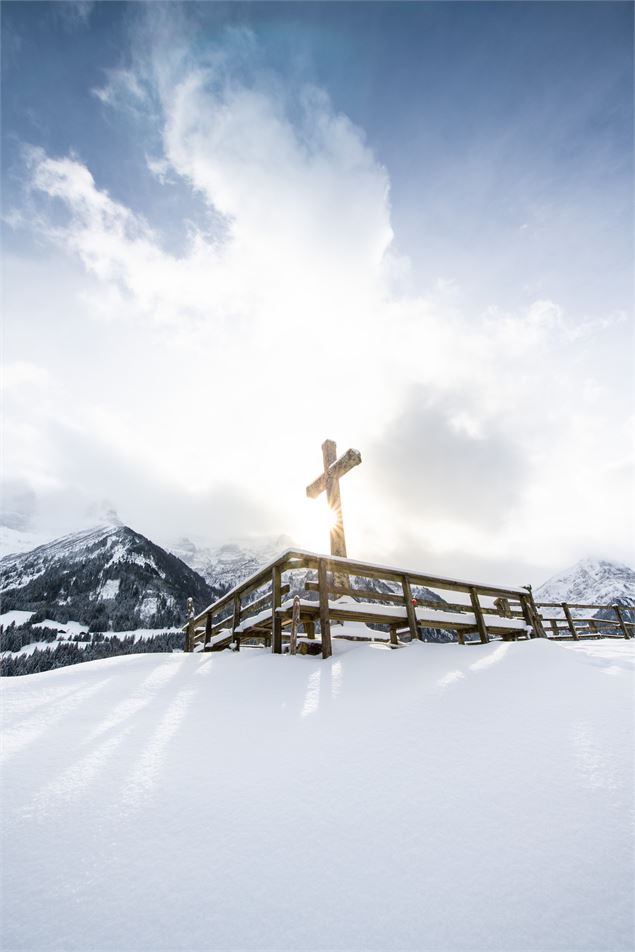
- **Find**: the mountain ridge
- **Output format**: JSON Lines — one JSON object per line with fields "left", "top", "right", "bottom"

{"left": 0, "top": 524, "right": 216, "bottom": 632}
{"left": 2, "top": 526, "right": 633, "bottom": 640}
{"left": 534, "top": 556, "right": 635, "bottom": 612}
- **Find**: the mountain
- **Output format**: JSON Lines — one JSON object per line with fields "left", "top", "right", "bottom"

{"left": 0, "top": 525, "right": 217, "bottom": 632}
{"left": 535, "top": 557, "right": 635, "bottom": 620}
{"left": 168, "top": 534, "right": 296, "bottom": 589}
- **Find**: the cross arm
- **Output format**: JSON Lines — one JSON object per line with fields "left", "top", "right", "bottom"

{"left": 329, "top": 448, "right": 361, "bottom": 481}
{"left": 306, "top": 448, "right": 362, "bottom": 498}
{"left": 306, "top": 473, "right": 327, "bottom": 499}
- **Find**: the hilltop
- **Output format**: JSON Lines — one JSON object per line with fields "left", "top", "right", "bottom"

{"left": 1, "top": 638, "right": 632, "bottom": 951}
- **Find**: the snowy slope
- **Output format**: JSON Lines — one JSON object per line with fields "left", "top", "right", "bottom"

{"left": 1, "top": 638, "right": 633, "bottom": 952}
{"left": 536, "top": 557, "right": 635, "bottom": 616}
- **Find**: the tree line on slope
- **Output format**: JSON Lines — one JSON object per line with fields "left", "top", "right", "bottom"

{"left": 1, "top": 630, "right": 185, "bottom": 676}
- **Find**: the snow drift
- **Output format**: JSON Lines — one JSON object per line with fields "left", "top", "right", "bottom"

{"left": 1, "top": 639, "right": 633, "bottom": 951}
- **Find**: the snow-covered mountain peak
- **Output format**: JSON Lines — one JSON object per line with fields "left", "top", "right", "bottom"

{"left": 535, "top": 556, "right": 635, "bottom": 608}
{"left": 167, "top": 533, "right": 296, "bottom": 589}
{"left": 0, "top": 524, "right": 214, "bottom": 631}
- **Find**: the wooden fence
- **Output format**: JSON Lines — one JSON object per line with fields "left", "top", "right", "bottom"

{"left": 183, "top": 549, "right": 551, "bottom": 658}
{"left": 535, "top": 602, "right": 634, "bottom": 641}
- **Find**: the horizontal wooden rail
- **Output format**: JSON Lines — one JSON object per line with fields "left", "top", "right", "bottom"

{"left": 184, "top": 548, "right": 563, "bottom": 655}
{"left": 538, "top": 601, "right": 633, "bottom": 641}
{"left": 303, "top": 580, "right": 488, "bottom": 617}
{"left": 304, "top": 580, "right": 404, "bottom": 604}
{"left": 239, "top": 584, "right": 290, "bottom": 621}
{"left": 536, "top": 601, "right": 634, "bottom": 611}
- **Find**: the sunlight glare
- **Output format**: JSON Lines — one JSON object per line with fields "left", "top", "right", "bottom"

{"left": 297, "top": 496, "right": 336, "bottom": 552}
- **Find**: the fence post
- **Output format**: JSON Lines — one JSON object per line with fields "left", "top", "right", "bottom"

{"left": 272, "top": 565, "right": 283, "bottom": 654}
{"left": 525, "top": 586, "right": 547, "bottom": 638}
{"left": 562, "top": 602, "right": 578, "bottom": 640}
{"left": 204, "top": 611, "right": 212, "bottom": 649}
{"left": 290, "top": 596, "right": 301, "bottom": 655}
{"left": 318, "top": 558, "right": 332, "bottom": 659}
{"left": 232, "top": 595, "right": 241, "bottom": 637}
{"left": 186, "top": 597, "right": 195, "bottom": 653}
{"left": 614, "top": 604, "right": 630, "bottom": 639}
{"left": 402, "top": 576, "right": 421, "bottom": 641}
{"left": 469, "top": 587, "right": 489, "bottom": 644}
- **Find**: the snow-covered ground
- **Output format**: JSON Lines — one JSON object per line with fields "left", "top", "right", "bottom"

{"left": 1, "top": 639, "right": 633, "bottom": 952}
{"left": 0, "top": 609, "right": 36, "bottom": 628}
{"left": 31, "top": 619, "right": 90, "bottom": 637}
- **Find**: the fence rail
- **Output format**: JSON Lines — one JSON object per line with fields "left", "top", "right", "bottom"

{"left": 183, "top": 549, "right": 556, "bottom": 658}
{"left": 535, "top": 602, "right": 634, "bottom": 641}
{"left": 184, "top": 550, "right": 633, "bottom": 658}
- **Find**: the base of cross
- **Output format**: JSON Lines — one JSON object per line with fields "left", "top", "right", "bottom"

{"left": 183, "top": 548, "right": 548, "bottom": 659}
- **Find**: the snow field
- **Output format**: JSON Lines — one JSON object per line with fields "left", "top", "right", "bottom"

{"left": 0, "top": 610, "right": 36, "bottom": 628}
{"left": 1, "top": 638, "right": 633, "bottom": 951}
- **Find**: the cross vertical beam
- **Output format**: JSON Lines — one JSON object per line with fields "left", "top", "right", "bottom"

{"left": 318, "top": 558, "right": 332, "bottom": 659}
{"left": 306, "top": 439, "right": 361, "bottom": 559}
{"left": 322, "top": 440, "right": 346, "bottom": 558}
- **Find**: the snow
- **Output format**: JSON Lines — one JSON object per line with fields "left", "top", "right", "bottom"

{"left": 0, "top": 525, "right": 122, "bottom": 593}
{"left": 1, "top": 638, "right": 632, "bottom": 952}
{"left": 233, "top": 596, "right": 529, "bottom": 635}
{"left": 536, "top": 557, "right": 635, "bottom": 614}
{"left": 0, "top": 609, "right": 35, "bottom": 628}
{"left": 0, "top": 568, "right": 44, "bottom": 592}
{"left": 32, "top": 619, "right": 89, "bottom": 637}
{"left": 139, "top": 594, "right": 159, "bottom": 620}
{"left": 167, "top": 533, "right": 296, "bottom": 588}
{"left": 99, "top": 578, "right": 121, "bottom": 600}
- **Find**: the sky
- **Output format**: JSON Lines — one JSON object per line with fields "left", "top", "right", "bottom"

{"left": 1, "top": 0, "right": 633, "bottom": 585}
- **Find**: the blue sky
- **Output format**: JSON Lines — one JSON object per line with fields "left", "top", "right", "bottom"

{"left": 2, "top": 1, "right": 633, "bottom": 582}
{"left": 4, "top": 2, "right": 632, "bottom": 312}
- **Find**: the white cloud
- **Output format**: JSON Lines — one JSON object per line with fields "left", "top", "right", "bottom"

{"left": 3, "top": 18, "right": 632, "bottom": 581}
{"left": 1, "top": 361, "right": 50, "bottom": 392}
{"left": 92, "top": 68, "right": 147, "bottom": 109}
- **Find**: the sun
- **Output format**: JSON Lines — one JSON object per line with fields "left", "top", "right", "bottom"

{"left": 296, "top": 496, "right": 337, "bottom": 552}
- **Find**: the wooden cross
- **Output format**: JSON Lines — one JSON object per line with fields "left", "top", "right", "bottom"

{"left": 306, "top": 439, "right": 361, "bottom": 558}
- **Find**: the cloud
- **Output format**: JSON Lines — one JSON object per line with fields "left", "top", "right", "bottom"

{"left": 370, "top": 392, "right": 526, "bottom": 526}
{"left": 0, "top": 479, "right": 37, "bottom": 531}
{"left": 3, "top": 11, "right": 632, "bottom": 580}
{"left": 161, "top": 72, "right": 393, "bottom": 273}
{"left": 92, "top": 68, "right": 147, "bottom": 109}
{"left": 55, "top": 1, "right": 93, "bottom": 30}
{"left": 1, "top": 360, "right": 50, "bottom": 392}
